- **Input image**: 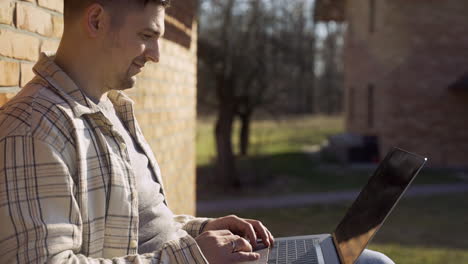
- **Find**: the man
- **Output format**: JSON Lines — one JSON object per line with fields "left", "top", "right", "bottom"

{"left": 0, "top": 0, "right": 393, "bottom": 263}
{"left": 0, "top": 0, "right": 271, "bottom": 263}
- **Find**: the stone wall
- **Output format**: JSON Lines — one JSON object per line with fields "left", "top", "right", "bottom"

{"left": 0, "top": 0, "right": 198, "bottom": 214}
{"left": 345, "top": 0, "right": 468, "bottom": 167}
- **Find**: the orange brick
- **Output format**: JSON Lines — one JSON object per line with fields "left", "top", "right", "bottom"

{"left": 0, "top": 61, "right": 20, "bottom": 87}
{"left": 40, "top": 39, "right": 59, "bottom": 53}
{"left": 0, "top": 29, "right": 40, "bottom": 61}
{"left": 16, "top": 2, "right": 54, "bottom": 37}
{"left": 0, "top": 94, "right": 7, "bottom": 106}
{"left": 0, "top": 92, "right": 20, "bottom": 107}
{"left": 0, "top": 0, "right": 15, "bottom": 25}
{"left": 20, "top": 63, "right": 35, "bottom": 87}
{"left": 52, "top": 15, "right": 63, "bottom": 38}
{"left": 38, "top": 0, "right": 63, "bottom": 13}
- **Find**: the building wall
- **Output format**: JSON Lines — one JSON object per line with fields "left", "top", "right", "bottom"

{"left": 0, "top": 0, "right": 198, "bottom": 215}
{"left": 345, "top": 0, "right": 468, "bottom": 167}
{"left": 128, "top": 23, "right": 198, "bottom": 216}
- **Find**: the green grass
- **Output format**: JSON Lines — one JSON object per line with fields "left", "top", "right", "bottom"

{"left": 237, "top": 155, "right": 460, "bottom": 193}
{"left": 197, "top": 116, "right": 468, "bottom": 262}
{"left": 202, "top": 193, "right": 468, "bottom": 264}
{"left": 369, "top": 244, "right": 468, "bottom": 264}
{"left": 196, "top": 115, "right": 344, "bottom": 166}
{"left": 196, "top": 116, "right": 464, "bottom": 200}
{"left": 198, "top": 155, "right": 462, "bottom": 200}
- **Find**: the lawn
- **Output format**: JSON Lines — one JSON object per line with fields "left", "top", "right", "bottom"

{"left": 196, "top": 116, "right": 468, "bottom": 263}
{"left": 202, "top": 193, "right": 468, "bottom": 264}
{"left": 196, "top": 116, "right": 463, "bottom": 200}
{"left": 196, "top": 115, "right": 344, "bottom": 166}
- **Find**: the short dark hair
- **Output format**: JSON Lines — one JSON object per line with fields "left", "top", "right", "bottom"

{"left": 64, "top": 0, "right": 171, "bottom": 26}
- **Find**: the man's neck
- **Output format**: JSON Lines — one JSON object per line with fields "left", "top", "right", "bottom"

{"left": 54, "top": 38, "right": 108, "bottom": 104}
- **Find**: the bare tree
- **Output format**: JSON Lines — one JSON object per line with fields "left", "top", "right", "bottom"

{"left": 198, "top": 0, "right": 318, "bottom": 187}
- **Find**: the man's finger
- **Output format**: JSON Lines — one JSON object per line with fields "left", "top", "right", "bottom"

{"left": 232, "top": 237, "right": 253, "bottom": 253}
{"left": 267, "top": 229, "right": 275, "bottom": 247}
{"left": 224, "top": 236, "right": 253, "bottom": 253}
{"left": 238, "top": 219, "right": 258, "bottom": 248}
{"left": 248, "top": 220, "right": 271, "bottom": 248}
{"left": 231, "top": 251, "right": 260, "bottom": 262}
{"left": 223, "top": 234, "right": 240, "bottom": 249}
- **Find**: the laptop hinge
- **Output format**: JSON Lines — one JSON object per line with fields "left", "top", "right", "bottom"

{"left": 332, "top": 234, "right": 345, "bottom": 264}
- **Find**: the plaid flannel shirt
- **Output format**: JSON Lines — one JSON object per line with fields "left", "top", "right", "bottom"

{"left": 0, "top": 53, "right": 209, "bottom": 263}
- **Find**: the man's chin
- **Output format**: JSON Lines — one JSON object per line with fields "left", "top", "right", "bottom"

{"left": 119, "top": 76, "right": 137, "bottom": 90}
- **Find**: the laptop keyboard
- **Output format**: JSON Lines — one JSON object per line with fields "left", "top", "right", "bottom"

{"left": 268, "top": 239, "right": 320, "bottom": 264}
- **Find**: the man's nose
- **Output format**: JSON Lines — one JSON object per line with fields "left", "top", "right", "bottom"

{"left": 145, "top": 40, "right": 160, "bottom": 63}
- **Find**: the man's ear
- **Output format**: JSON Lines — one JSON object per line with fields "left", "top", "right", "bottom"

{"left": 83, "top": 3, "right": 108, "bottom": 38}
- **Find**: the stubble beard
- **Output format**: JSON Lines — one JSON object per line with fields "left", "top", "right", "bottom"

{"left": 114, "top": 68, "right": 137, "bottom": 90}
{"left": 121, "top": 74, "right": 137, "bottom": 90}
{"left": 120, "top": 58, "right": 146, "bottom": 90}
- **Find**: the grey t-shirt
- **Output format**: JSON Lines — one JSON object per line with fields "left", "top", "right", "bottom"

{"left": 98, "top": 99, "right": 187, "bottom": 253}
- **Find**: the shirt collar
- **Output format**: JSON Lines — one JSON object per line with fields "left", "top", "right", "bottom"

{"left": 33, "top": 52, "right": 134, "bottom": 118}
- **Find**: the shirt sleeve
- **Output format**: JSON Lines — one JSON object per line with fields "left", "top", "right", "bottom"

{"left": 0, "top": 135, "right": 208, "bottom": 264}
{"left": 174, "top": 215, "right": 212, "bottom": 238}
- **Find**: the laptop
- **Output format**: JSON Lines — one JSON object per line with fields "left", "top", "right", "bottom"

{"left": 245, "top": 147, "right": 427, "bottom": 264}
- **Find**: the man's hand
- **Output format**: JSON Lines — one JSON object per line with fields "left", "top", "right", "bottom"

{"left": 202, "top": 215, "right": 275, "bottom": 249}
{"left": 195, "top": 230, "right": 260, "bottom": 263}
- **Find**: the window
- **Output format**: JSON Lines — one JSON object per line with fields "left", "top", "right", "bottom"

{"left": 368, "top": 84, "right": 374, "bottom": 128}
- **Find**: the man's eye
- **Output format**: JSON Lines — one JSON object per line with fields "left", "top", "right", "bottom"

{"left": 142, "top": 34, "right": 153, "bottom": 40}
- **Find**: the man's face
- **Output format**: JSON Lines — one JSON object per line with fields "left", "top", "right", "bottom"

{"left": 102, "top": 3, "right": 165, "bottom": 90}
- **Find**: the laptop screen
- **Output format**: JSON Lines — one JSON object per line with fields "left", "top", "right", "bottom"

{"left": 332, "top": 148, "right": 427, "bottom": 264}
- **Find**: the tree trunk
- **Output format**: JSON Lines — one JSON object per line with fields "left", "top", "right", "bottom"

{"left": 238, "top": 112, "right": 252, "bottom": 157}
{"left": 215, "top": 104, "right": 241, "bottom": 188}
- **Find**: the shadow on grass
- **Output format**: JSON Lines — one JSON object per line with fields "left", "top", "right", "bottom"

{"left": 197, "top": 151, "right": 463, "bottom": 201}
{"left": 197, "top": 152, "right": 468, "bottom": 262}
{"left": 202, "top": 193, "right": 468, "bottom": 251}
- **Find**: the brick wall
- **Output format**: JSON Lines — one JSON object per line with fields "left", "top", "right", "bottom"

{"left": 0, "top": 0, "right": 199, "bottom": 215}
{"left": 0, "top": 0, "right": 62, "bottom": 104}
{"left": 127, "top": 24, "right": 199, "bottom": 215}
{"left": 345, "top": 0, "right": 468, "bottom": 167}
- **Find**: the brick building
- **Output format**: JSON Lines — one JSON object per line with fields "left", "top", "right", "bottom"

{"left": 316, "top": 0, "right": 468, "bottom": 167}
{"left": 0, "top": 0, "right": 199, "bottom": 214}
